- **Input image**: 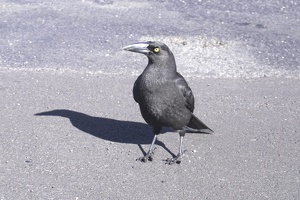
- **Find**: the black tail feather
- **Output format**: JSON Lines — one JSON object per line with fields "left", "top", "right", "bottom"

{"left": 186, "top": 113, "right": 214, "bottom": 134}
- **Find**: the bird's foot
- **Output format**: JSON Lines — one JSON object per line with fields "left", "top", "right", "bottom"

{"left": 137, "top": 148, "right": 156, "bottom": 162}
{"left": 165, "top": 155, "right": 181, "bottom": 165}
{"left": 164, "top": 150, "right": 187, "bottom": 165}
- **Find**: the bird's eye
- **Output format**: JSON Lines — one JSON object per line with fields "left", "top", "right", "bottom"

{"left": 153, "top": 47, "right": 160, "bottom": 53}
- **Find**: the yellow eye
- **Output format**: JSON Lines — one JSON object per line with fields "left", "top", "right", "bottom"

{"left": 154, "top": 47, "right": 160, "bottom": 53}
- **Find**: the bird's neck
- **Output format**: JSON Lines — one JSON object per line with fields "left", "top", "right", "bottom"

{"left": 147, "top": 54, "right": 177, "bottom": 75}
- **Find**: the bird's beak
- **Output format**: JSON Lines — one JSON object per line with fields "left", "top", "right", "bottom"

{"left": 122, "top": 42, "right": 150, "bottom": 54}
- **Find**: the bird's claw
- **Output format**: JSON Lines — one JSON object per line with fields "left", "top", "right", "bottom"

{"left": 164, "top": 150, "right": 187, "bottom": 165}
{"left": 137, "top": 154, "right": 153, "bottom": 162}
{"left": 137, "top": 148, "right": 156, "bottom": 162}
{"left": 165, "top": 156, "right": 182, "bottom": 165}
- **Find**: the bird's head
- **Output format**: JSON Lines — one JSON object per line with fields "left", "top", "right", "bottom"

{"left": 123, "top": 41, "right": 174, "bottom": 64}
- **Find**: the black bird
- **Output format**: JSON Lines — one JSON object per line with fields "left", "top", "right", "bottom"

{"left": 123, "top": 41, "right": 213, "bottom": 164}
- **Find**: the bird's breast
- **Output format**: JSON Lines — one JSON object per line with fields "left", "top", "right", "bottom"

{"left": 135, "top": 76, "right": 191, "bottom": 129}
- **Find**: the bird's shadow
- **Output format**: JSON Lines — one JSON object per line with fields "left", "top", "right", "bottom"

{"left": 34, "top": 109, "right": 175, "bottom": 157}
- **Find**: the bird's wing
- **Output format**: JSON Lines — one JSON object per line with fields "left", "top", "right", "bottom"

{"left": 174, "top": 73, "right": 195, "bottom": 112}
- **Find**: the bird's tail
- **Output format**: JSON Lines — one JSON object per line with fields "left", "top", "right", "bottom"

{"left": 186, "top": 113, "right": 214, "bottom": 134}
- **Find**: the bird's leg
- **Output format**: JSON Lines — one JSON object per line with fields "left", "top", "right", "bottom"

{"left": 165, "top": 130, "right": 186, "bottom": 165}
{"left": 138, "top": 135, "right": 157, "bottom": 162}
{"left": 138, "top": 127, "right": 161, "bottom": 162}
